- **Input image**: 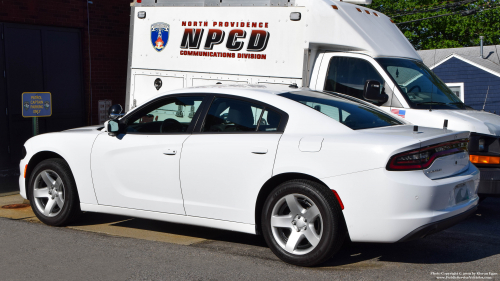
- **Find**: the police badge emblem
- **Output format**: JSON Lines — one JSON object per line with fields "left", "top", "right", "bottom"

{"left": 151, "top": 22, "right": 169, "bottom": 52}
{"left": 23, "top": 102, "right": 30, "bottom": 110}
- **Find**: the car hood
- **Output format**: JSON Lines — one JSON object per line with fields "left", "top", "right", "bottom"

{"left": 63, "top": 125, "right": 104, "bottom": 133}
{"left": 450, "top": 110, "right": 500, "bottom": 136}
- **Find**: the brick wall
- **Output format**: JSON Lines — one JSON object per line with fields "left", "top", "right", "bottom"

{"left": 0, "top": 0, "right": 131, "bottom": 125}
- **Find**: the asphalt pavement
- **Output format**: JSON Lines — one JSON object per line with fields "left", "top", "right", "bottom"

{"left": 0, "top": 197, "right": 499, "bottom": 281}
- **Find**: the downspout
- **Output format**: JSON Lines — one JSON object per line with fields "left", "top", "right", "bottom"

{"left": 480, "top": 36, "right": 484, "bottom": 59}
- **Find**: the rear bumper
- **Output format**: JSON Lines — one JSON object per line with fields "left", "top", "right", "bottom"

{"left": 322, "top": 164, "right": 480, "bottom": 243}
{"left": 477, "top": 168, "right": 500, "bottom": 196}
{"left": 398, "top": 205, "right": 477, "bottom": 242}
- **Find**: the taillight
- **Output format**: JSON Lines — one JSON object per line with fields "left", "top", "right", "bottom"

{"left": 387, "top": 139, "right": 469, "bottom": 171}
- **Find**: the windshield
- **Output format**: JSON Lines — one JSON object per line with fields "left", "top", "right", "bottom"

{"left": 376, "top": 58, "right": 466, "bottom": 110}
{"left": 279, "top": 91, "right": 404, "bottom": 130}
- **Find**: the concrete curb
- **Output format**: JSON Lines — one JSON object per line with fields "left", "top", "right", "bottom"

{"left": 0, "top": 191, "right": 20, "bottom": 198}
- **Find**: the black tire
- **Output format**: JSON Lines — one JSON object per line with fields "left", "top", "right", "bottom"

{"left": 478, "top": 195, "right": 487, "bottom": 203}
{"left": 27, "top": 158, "right": 81, "bottom": 226}
{"left": 261, "top": 179, "right": 346, "bottom": 266}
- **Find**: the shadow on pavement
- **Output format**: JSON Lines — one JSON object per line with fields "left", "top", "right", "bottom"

{"left": 69, "top": 211, "right": 268, "bottom": 247}
{"left": 322, "top": 197, "right": 500, "bottom": 267}
{"left": 68, "top": 198, "right": 500, "bottom": 267}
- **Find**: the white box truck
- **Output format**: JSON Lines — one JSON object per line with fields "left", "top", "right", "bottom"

{"left": 125, "top": 0, "right": 500, "bottom": 197}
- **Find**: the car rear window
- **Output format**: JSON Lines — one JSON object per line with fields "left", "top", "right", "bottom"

{"left": 279, "top": 91, "right": 404, "bottom": 130}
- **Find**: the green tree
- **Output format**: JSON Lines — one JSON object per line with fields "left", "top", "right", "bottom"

{"left": 368, "top": 0, "right": 500, "bottom": 50}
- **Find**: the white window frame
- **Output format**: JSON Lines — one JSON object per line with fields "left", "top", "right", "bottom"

{"left": 315, "top": 52, "right": 410, "bottom": 109}
{"left": 446, "top": 82, "right": 465, "bottom": 102}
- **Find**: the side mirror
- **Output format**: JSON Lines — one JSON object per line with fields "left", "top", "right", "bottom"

{"left": 107, "top": 120, "right": 122, "bottom": 137}
{"left": 363, "top": 80, "right": 388, "bottom": 104}
{"left": 109, "top": 104, "right": 124, "bottom": 120}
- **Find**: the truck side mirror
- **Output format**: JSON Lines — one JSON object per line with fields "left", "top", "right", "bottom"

{"left": 363, "top": 80, "right": 388, "bottom": 104}
{"left": 109, "top": 104, "right": 124, "bottom": 120}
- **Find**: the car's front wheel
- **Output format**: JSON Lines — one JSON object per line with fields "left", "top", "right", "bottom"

{"left": 261, "top": 180, "right": 346, "bottom": 266}
{"left": 28, "top": 158, "right": 81, "bottom": 226}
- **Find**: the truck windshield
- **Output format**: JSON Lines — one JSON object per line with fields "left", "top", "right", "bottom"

{"left": 280, "top": 91, "right": 404, "bottom": 130}
{"left": 376, "top": 58, "right": 466, "bottom": 110}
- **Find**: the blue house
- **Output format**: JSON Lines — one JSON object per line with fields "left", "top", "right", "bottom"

{"left": 418, "top": 45, "right": 500, "bottom": 114}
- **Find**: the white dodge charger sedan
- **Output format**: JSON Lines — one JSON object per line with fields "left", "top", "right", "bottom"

{"left": 19, "top": 85, "right": 479, "bottom": 266}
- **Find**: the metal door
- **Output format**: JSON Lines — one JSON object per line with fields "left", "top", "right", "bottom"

{"left": 0, "top": 23, "right": 11, "bottom": 170}
{"left": 2, "top": 23, "right": 85, "bottom": 168}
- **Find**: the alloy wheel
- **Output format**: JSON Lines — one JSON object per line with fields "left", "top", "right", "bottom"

{"left": 33, "top": 170, "right": 66, "bottom": 217}
{"left": 270, "top": 193, "right": 323, "bottom": 255}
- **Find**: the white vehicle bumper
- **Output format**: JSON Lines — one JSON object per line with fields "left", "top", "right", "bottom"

{"left": 322, "top": 164, "right": 480, "bottom": 243}
{"left": 19, "top": 158, "right": 28, "bottom": 199}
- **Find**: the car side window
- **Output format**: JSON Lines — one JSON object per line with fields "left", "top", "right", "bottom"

{"left": 202, "top": 97, "right": 273, "bottom": 132}
{"left": 325, "top": 57, "right": 394, "bottom": 106}
{"left": 280, "top": 91, "right": 403, "bottom": 130}
{"left": 126, "top": 96, "right": 204, "bottom": 133}
{"left": 257, "top": 109, "right": 282, "bottom": 132}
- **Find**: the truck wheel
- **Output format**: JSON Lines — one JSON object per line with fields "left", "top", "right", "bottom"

{"left": 28, "top": 158, "right": 81, "bottom": 226}
{"left": 261, "top": 180, "right": 346, "bottom": 266}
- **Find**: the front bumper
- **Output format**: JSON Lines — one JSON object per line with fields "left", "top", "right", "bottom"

{"left": 477, "top": 167, "right": 500, "bottom": 196}
{"left": 19, "top": 159, "right": 28, "bottom": 199}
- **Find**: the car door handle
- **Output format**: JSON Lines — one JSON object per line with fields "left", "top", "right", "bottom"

{"left": 251, "top": 148, "right": 268, "bottom": 154}
{"left": 164, "top": 149, "right": 177, "bottom": 155}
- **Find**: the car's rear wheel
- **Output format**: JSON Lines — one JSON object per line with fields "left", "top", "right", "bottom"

{"left": 261, "top": 179, "right": 346, "bottom": 266}
{"left": 28, "top": 158, "right": 81, "bottom": 226}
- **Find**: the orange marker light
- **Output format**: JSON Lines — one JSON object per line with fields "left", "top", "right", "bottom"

{"left": 24, "top": 165, "right": 28, "bottom": 178}
{"left": 470, "top": 155, "right": 500, "bottom": 164}
{"left": 373, "top": 12, "right": 379, "bottom": 17}
{"left": 365, "top": 10, "right": 370, "bottom": 14}
{"left": 332, "top": 5, "right": 338, "bottom": 10}
{"left": 356, "top": 8, "right": 362, "bottom": 12}
{"left": 390, "top": 19, "right": 395, "bottom": 23}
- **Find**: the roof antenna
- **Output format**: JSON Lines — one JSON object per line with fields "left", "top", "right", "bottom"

{"left": 443, "top": 119, "right": 448, "bottom": 131}
{"left": 482, "top": 86, "right": 490, "bottom": 111}
{"left": 413, "top": 125, "right": 419, "bottom": 134}
{"left": 289, "top": 83, "right": 298, "bottom": 89}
